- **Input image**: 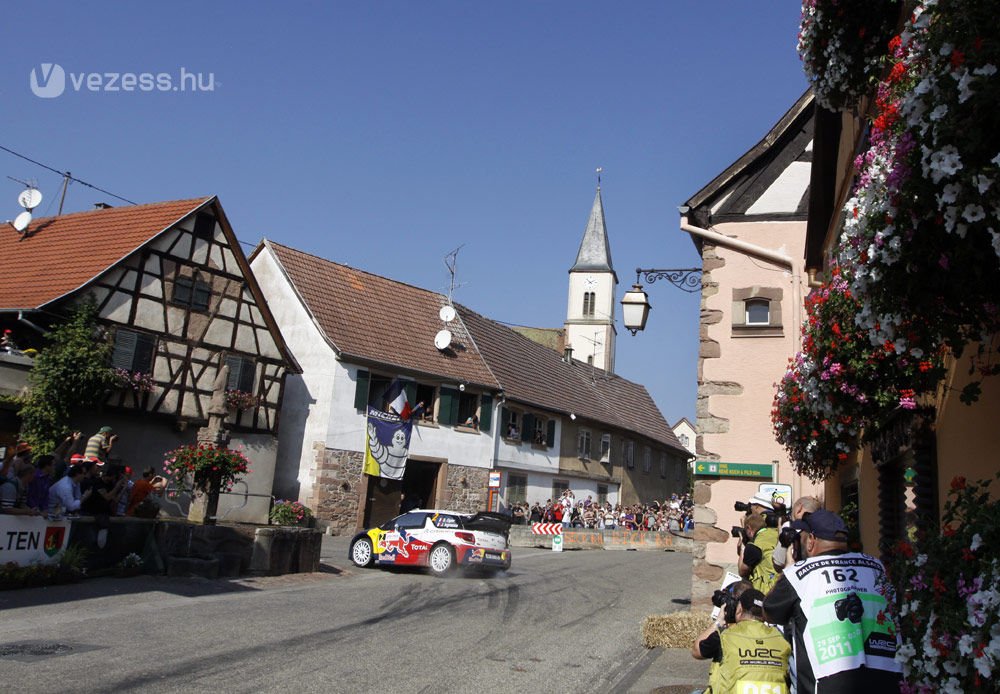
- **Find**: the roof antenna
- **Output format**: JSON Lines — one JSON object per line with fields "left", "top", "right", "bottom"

{"left": 443, "top": 244, "right": 465, "bottom": 305}
{"left": 596, "top": 166, "right": 603, "bottom": 191}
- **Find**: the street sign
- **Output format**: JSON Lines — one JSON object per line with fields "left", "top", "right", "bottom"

{"left": 551, "top": 533, "right": 563, "bottom": 552}
{"left": 488, "top": 471, "right": 501, "bottom": 488}
{"left": 694, "top": 461, "right": 773, "bottom": 479}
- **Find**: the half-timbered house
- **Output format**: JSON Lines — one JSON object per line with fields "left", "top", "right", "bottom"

{"left": 0, "top": 197, "right": 298, "bottom": 522}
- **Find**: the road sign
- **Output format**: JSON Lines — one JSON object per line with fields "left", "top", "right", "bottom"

{"left": 694, "top": 461, "right": 773, "bottom": 479}
{"left": 551, "top": 533, "right": 563, "bottom": 552}
{"left": 531, "top": 523, "right": 563, "bottom": 535}
{"left": 488, "top": 471, "right": 501, "bottom": 488}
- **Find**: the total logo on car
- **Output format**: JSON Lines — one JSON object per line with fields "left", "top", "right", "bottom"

{"left": 349, "top": 509, "right": 512, "bottom": 576}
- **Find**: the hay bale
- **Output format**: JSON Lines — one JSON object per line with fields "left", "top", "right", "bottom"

{"left": 642, "top": 610, "right": 714, "bottom": 649}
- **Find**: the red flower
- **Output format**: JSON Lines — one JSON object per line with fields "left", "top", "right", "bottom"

{"left": 896, "top": 540, "right": 914, "bottom": 558}
{"left": 950, "top": 48, "right": 965, "bottom": 68}
{"left": 963, "top": 549, "right": 976, "bottom": 561}
{"left": 951, "top": 476, "right": 967, "bottom": 491}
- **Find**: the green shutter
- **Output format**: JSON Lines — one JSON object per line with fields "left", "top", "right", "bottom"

{"left": 479, "top": 394, "right": 493, "bottom": 432}
{"left": 501, "top": 406, "right": 509, "bottom": 435}
{"left": 546, "top": 419, "right": 556, "bottom": 447}
{"left": 354, "top": 370, "right": 370, "bottom": 410}
{"left": 404, "top": 381, "right": 417, "bottom": 405}
{"left": 439, "top": 387, "right": 458, "bottom": 425}
{"left": 522, "top": 413, "right": 534, "bottom": 442}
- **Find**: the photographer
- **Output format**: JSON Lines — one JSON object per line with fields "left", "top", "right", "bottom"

{"left": 773, "top": 495, "right": 821, "bottom": 572}
{"left": 692, "top": 587, "right": 790, "bottom": 694}
{"left": 736, "top": 512, "right": 780, "bottom": 595}
{"left": 763, "top": 510, "right": 901, "bottom": 693}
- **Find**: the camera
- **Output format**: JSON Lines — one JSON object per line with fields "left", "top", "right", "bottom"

{"left": 730, "top": 525, "right": 748, "bottom": 544}
{"left": 712, "top": 588, "right": 739, "bottom": 624}
{"left": 834, "top": 593, "right": 864, "bottom": 624}
{"left": 778, "top": 526, "right": 799, "bottom": 548}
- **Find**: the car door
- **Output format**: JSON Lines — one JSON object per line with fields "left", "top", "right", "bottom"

{"left": 376, "top": 512, "right": 429, "bottom": 566}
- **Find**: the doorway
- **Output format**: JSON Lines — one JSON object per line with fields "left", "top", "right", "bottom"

{"left": 361, "top": 459, "right": 441, "bottom": 528}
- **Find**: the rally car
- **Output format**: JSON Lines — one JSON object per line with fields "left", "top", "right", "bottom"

{"left": 348, "top": 509, "right": 512, "bottom": 576}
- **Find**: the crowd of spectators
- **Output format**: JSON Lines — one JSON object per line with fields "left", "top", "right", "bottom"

{"left": 509, "top": 490, "right": 694, "bottom": 533}
{"left": 0, "top": 427, "right": 166, "bottom": 519}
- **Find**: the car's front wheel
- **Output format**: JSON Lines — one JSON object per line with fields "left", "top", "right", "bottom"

{"left": 350, "top": 537, "right": 375, "bottom": 568}
{"left": 428, "top": 543, "right": 455, "bottom": 576}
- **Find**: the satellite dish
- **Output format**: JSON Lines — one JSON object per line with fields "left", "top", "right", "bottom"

{"left": 17, "top": 188, "right": 42, "bottom": 211}
{"left": 439, "top": 305, "right": 456, "bottom": 323}
{"left": 434, "top": 329, "right": 453, "bottom": 350}
{"left": 12, "top": 211, "right": 32, "bottom": 233}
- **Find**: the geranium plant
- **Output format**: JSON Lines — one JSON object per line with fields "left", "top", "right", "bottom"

{"left": 838, "top": 0, "right": 1000, "bottom": 393}
{"left": 889, "top": 474, "right": 1000, "bottom": 692}
{"left": 772, "top": 266, "right": 944, "bottom": 481}
{"left": 269, "top": 499, "right": 313, "bottom": 527}
{"left": 163, "top": 443, "right": 251, "bottom": 494}
{"left": 225, "top": 389, "right": 261, "bottom": 411}
{"left": 111, "top": 367, "right": 156, "bottom": 394}
{"left": 798, "top": 0, "right": 900, "bottom": 110}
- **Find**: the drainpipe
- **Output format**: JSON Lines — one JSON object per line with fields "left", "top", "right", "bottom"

{"left": 680, "top": 216, "right": 805, "bottom": 502}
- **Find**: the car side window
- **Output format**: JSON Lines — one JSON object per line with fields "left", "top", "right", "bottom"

{"left": 431, "top": 514, "right": 460, "bottom": 529}
{"left": 393, "top": 512, "right": 427, "bottom": 529}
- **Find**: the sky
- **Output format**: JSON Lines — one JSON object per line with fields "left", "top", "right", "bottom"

{"left": 0, "top": 2, "right": 809, "bottom": 426}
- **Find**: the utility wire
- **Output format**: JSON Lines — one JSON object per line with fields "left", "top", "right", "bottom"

{"left": 0, "top": 144, "right": 137, "bottom": 206}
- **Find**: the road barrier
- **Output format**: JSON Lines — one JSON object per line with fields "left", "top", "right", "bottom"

{"left": 509, "top": 526, "right": 696, "bottom": 552}
{"left": 530, "top": 522, "right": 563, "bottom": 535}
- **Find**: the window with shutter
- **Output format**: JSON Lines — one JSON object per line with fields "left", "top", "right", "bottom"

{"left": 545, "top": 419, "right": 556, "bottom": 447}
{"left": 171, "top": 273, "right": 212, "bottom": 312}
{"left": 479, "top": 394, "right": 493, "bottom": 432}
{"left": 521, "top": 413, "right": 535, "bottom": 442}
{"left": 225, "top": 355, "right": 255, "bottom": 392}
{"left": 438, "top": 387, "right": 458, "bottom": 425}
{"left": 112, "top": 329, "right": 156, "bottom": 373}
{"left": 354, "top": 370, "right": 370, "bottom": 410}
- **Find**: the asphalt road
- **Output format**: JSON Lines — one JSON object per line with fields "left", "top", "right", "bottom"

{"left": 1, "top": 537, "right": 693, "bottom": 693}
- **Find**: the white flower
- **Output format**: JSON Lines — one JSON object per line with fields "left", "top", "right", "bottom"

{"left": 974, "top": 175, "right": 993, "bottom": 194}
{"left": 930, "top": 104, "right": 948, "bottom": 120}
{"left": 897, "top": 641, "right": 917, "bottom": 663}
{"left": 916, "top": 553, "right": 928, "bottom": 567}
{"left": 941, "top": 676, "right": 964, "bottom": 694}
{"left": 974, "top": 64, "right": 997, "bottom": 77}
{"left": 959, "top": 633, "right": 977, "bottom": 657}
{"left": 926, "top": 145, "right": 963, "bottom": 183}
{"left": 939, "top": 183, "right": 961, "bottom": 204}
{"left": 963, "top": 205, "right": 986, "bottom": 223}
{"left": 992, "top": 153, "right": 1000, "bottom": 167}
{"left": 957, "top": 70, "right": 976, "bottom": 102}
{"left": 971, "top": 533, "right": 984, "bottom": 552}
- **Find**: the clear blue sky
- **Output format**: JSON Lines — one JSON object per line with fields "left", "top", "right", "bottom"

{"left": 1, "top": 2, "right": 808, "bottom": 426}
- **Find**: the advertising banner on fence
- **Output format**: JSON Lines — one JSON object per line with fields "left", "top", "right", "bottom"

{"left": 0, "top": 516, "right": 71, "bottom": 565}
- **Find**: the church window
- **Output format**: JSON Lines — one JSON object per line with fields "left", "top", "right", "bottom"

{"left": 582, "top": 292, "right": 596, "bottom": 316}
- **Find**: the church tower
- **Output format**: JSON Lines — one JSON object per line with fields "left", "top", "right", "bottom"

{"left": 564, "top": 185, "right": 618, "bottom": 373}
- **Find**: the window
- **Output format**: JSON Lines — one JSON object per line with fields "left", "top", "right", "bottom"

{"left": 678, "top": 433, "right": 690, "bottom": 450}
{"left": 533, "top": 417, "right": 548, "bottom": 445}
{"left": 112, "top": 329, "right": 157, "bottom": 373}
{"left": 457, "top": 391, "right": 479, "bottom": 427}
{"left": 597, "top": 484, "right": 608, "bottom": 506}
{"left": 502, "top": 408, "right": 521, "bottom": 439}
{"left": 745, "top": 298, "right": 770, "bottom": 326}
{"left": 660, "top": 452, "right": 667, "bottom": 478}
{"left": 600, "top": 434, "right": 612, "bottom": 462}
{"left": 583, "top": 291, "right": 596, "bottom": 316}
{"left": 642, "top": 446, "right": 651, "bottom": 474}
{"left": 225, "top": 355, "right": 255, "bottom": 393}
{"left": 552, "top": 479, "right": 569, "bottom": 499}
{"left": 507, "top": 474, "right": 527, "bottom": 505}
{"left": 623, "top": 440, "right": 635, "bottom": 469}
{"left": 192, "top": 212, "right": 216, "bottom": 240}
{"left": 415, "top": 383, "right": 436, "bottom": 421}
{"left": 172, "top": 273, "right": 211, "bottom": 311}
{"left": 577, "top": 428, "right": 592, "bottom": 459}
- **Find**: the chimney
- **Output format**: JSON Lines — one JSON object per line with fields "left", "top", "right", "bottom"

{"left": 93, "top": 202, "right": 113, "bottom": 210}
{"left": 563, "top": 346, "right": 573, "bottom": 363}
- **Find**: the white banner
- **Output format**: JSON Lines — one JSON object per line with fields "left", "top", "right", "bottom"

{"left": 0, "top": 516, "right": 71, "bottom": 565}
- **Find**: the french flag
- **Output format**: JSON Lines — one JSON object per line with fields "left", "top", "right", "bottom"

{"left": 385, "top": 378, "right": 412, "bottom": 421}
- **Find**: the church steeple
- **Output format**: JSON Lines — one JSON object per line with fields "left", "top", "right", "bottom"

{"left": 570, "top": 187, "right": 615, "bottom": 277}
{"left": 564, "top": 182, "right": 618, "bottom": 374}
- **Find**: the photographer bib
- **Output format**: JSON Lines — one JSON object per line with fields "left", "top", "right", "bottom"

{"left": 784, "top": 553, "right": 901, "bottom": 681}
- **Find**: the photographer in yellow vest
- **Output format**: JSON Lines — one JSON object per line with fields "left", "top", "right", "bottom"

{"left": 692, "top": 588, "right": 791, "bottom": 693}
{"left": 738, "top": 512, "right": 780, "bottom": 595}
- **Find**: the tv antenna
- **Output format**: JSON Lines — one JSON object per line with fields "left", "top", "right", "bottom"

{"left": 6, "top": 177, "right": 43, "bottom": 234}
{"left": 443, "top": 244, "right": 466, "bottom": 304}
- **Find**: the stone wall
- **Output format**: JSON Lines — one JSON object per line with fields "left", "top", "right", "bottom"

{"left": 308, "top": 444, "right": 364, "bottom": 535}
{"left": 442, "top": 464, "right": 488, "bottom": 513}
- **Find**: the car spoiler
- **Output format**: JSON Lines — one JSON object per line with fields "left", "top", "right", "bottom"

{"left": 464, "top": 511, "right": 512, "bottom": 536}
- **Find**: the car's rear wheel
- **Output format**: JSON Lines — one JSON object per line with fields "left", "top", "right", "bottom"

{"left": 428, "top": 543, "right": 455, "bottom": 576}
{"left": 351, "top": 537, "right": 374, "bottom": 568}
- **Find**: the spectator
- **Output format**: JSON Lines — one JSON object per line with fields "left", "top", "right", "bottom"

{"left": 764, "top": 510, "right": 902, "bottom": 693}
{"left": 84, "top": 426, "right": 117, "bottom": 464}
{"left": 511, "top": 503, "right": 525, "bottom": 525}
{"left": 127, "top": 466, "right": 167, "bottom": 517}
{"left": 529, "top": 502, "right": 542, "bottom": 523}
{"left": 0, "top": 464, "right": 40, "bottom": 515}
{"left": 50, "top": 431, "right": 83, "bottom": 482}
{"left": 692, "top": 588, "right": 790, "bottom": 693}
{"left": 26, "top": 454, "right": 55, "bottom": 513}
{"left": 48, "top": 464, "right": 89, "bottom": 516}
{"left": 81, "top": 465, "right": 128, "bottom": 516}
{"left": 116, "top": 466, "right": 135, "bottom": 516}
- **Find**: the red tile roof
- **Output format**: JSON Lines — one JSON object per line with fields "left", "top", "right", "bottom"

{"left": 0, "top": 197, "right": 212, "bottom": 310}
{"left": 264, "top": 241, "right": 500, "bottom": 389}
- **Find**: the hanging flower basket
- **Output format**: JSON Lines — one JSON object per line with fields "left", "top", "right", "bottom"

{"left": 110, "top": 368, "right": 156, "bottom": 394}
{"left": 225, "top": 389, "right": 261, "bottom": 411}
{"left": 163, "top": 443, "right": 251, "bottom": 495}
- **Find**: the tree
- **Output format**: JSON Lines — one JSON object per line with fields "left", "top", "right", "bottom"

{"left": 18, "top": 302, "right": 113, "bottom": 451}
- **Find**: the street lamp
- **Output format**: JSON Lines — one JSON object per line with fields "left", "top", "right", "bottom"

{"left": 621, "top": 267, "right": 702, "bottom": 335}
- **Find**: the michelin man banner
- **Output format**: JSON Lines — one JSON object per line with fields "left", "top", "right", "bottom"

{"left": 364, "top": 406, "right": 414, "bottom": 480}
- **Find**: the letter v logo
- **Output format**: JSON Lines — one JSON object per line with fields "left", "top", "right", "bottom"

{"left": 30, "top": 63, "right": 66, "bottom": 98}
